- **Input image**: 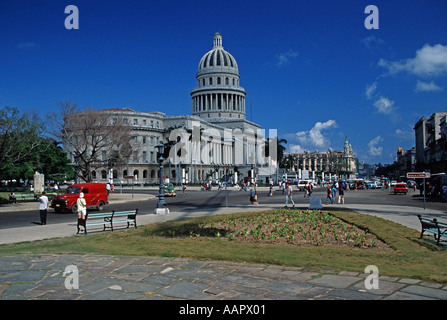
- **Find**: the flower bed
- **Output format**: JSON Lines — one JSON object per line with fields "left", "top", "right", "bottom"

{"left": 159, "top": 209, "right": 391, "bottom": 250}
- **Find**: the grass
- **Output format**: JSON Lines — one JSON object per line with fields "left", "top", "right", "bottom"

{"left": 0, "top": 208, "right": 446, "bottom": 283}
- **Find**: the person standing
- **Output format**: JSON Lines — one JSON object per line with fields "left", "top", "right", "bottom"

{"left": 77, "top": 192, "right": 87, "bottom": 220}
{"left": 284, "top": 183, "right": 295, "bottom": 208}
{"left": 39, "top": 191, "right": 49, "bottom": 225}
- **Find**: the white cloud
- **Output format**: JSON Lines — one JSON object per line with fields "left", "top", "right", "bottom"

{"left": 276, "top": 49, "right": 298, "bottom": 66}
{"left": 289, "top": 144, "right": 305, "bottom": 154}
{"left": 361, "top": 35, "right": 384, "bottom": 49}
{"left": 365, "top": 82, "right": 377, "bottom": 100}
{"left": 415, "top": 80, "right": 443, "bottom": 92}
{"left": 368, "top": 136, "right": 383, "bottom": 156}
{"left": 378, "top": 43, "right": 447, "bottom": 76}
{"left": 296, "top": 120, "right": 338, "bottom": 148}
{"left": 373, "top": 96, "right": 395, "bottom": 114}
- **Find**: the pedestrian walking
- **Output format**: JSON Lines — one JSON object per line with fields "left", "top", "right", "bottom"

{"left": 304, "top": 182, "right": 309, "bottom": 198}
{"left": 331, "top": 185, "right": 337, "bottom": 204}
{"left": 284, "top": 183, "right": 295, "bottom": 208}
{"left": 325, "top": 186, "right": 332, "bottom": 205}
{"left": 308, "top": 183, "right": 313, "bottom": 198}
{"left": 338, "top": 184, "right": 345, "bottom": 204}
{"left": 38, "top": 191, "right": 49, "bottom": 225}
{"left": 249, "top": 188, "right": 255, "bottom": 204}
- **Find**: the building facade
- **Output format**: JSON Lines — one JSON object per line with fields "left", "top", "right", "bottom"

{"left": 414, "top": 112, "right": 447, "bottom": 174}
{"left": 282, "top": 138, "right": 357, "bottom": 181}
{"left": 65, "top": 32, "right": 270, "bottom": 185}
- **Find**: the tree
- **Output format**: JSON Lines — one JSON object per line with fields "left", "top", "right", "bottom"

{"left": 0, "top": 106, "right": 47, "bottom": 179}
{"left": 46, "top": 101, "right": 133, "bottom": 182}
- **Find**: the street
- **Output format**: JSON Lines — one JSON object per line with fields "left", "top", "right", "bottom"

{"left": 1, "top": 186, "right": 446, "bottom": 231}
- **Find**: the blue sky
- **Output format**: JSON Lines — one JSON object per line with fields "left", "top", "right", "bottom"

{"left": 1, "top": 0, "right": 447, "bottom": 165}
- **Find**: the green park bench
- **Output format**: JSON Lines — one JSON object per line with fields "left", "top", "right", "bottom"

{"left": 417, "top": 215, "right": 447, "bottom": 246}
{"left": 15, "top": 194, "right": 37, "bottom": 202}
{"left": 77, "top": 209, "right": 138, "bottom": 235}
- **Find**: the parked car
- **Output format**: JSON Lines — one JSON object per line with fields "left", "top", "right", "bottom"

{"left": 297, "top": 180, "right": 314, "bottom": 191}
{"left": 51, "top": 183, "right": 108, "bottom": 213}
{"left": 393, "top": 183, "right": 408, "bottom": 195}
{"left": 164, "top": 183, "right": 176, "bottom": 197}
{"left": 365, "top": 181, "right": 378, "bottom": 189}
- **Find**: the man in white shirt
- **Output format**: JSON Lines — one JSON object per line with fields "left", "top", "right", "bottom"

{"left": 285, "top": 183, "right": 295, "bottom": 208}
{"left": 39, "top": 191, "right": 49, "bottom": 225}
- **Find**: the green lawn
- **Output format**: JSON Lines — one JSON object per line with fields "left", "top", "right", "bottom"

{"left": 0, "top": 208, "right": 446, "bottom": 283}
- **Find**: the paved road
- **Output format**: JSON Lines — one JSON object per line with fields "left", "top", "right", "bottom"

{"left": 1, "top": 186, "right": 446, "bottom": 301}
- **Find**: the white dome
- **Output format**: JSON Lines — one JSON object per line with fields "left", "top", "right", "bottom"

{"left": 197, "top": 32, "right": 239, "bottom": 76}
{"left": 191, "top": 32, "right": 246, "bottom": 120}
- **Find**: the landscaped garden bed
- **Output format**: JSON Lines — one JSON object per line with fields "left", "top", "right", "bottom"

{"left": 157, "top": 209, "right": 392, "bottom": 250}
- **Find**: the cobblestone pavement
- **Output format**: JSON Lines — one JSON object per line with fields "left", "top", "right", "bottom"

{"left": 1, "top": 254, "right": 447, "bottom": 301}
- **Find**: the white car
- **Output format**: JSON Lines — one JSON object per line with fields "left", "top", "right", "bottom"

{"left": 297, "top": 180, "right": 314, "bottom": 191}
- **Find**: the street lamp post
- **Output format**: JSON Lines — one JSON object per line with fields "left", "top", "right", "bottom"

{"left": 154, "top": 143, "right": 169, "bottom": 215}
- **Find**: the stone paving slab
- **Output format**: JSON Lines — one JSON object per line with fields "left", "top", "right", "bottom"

{"left": 1, "top": 254, "right": 446, "bottom": 301}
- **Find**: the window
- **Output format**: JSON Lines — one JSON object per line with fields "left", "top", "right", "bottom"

{"left": 202, "top": 79, "right": 205, "bottom": 86}
{"left": 217, "top": 77, "right": 221, "bottom": 85}
{"left": 225, "top": 77, "right": 229, "bottom": 85}
{"left": 209, "top": 77, "right": 213, "bottom": 85}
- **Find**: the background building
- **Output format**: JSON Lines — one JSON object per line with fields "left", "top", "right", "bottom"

{"left": 282, "top": 137, "right": 357, "bottom": 181}
{"left": 414, "top": 112, "right": 447, "bottom": 174}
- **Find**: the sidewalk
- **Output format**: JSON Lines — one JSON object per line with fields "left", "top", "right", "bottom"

{"left": 1, "top": 192, "right": 447, "bottom": 300}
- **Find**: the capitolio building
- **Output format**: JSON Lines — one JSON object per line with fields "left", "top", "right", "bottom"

{"left": 65, "top": 32, "right": 276, "bottom": 185}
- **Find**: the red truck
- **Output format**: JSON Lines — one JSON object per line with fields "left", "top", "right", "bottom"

{"left": 51, "top": 183, "right": 108, "bottom": 213}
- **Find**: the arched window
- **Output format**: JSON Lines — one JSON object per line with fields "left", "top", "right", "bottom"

{"left": 151, "top": 170, "right": 155, "bottom": 178}
{"left": 202, "top": 78, "right": 205, "bottom": 86}
{"left": 225, "top": 77, "right": 229, "bottom": 85}
{"left": 209, "top": 77, "right": 213, "bottom": 85}
{"left": 101, "top": 170, "right": 107, "bottom": 179}
{"left": 217, "top": 77, "right": 221, "bottom": 85}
